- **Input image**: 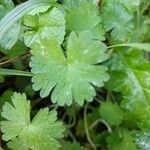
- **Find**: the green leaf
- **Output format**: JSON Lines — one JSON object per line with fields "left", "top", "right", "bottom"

{"left": 106, "top": 128, "right": 137, "bottom": 150}
{"left": 99, "top": 101, "right": 124, "bottom": 126}
{"left": 30, "top": 31, "right": 109, "bottom": 106}
{"left": 134, "top": 131, "right": 150, "bottom": 150}
{"left": 106, "top": 49, "right": 150, "bottom": 124}
{"left": 24, "top": 7, "right": 65, "bottom": 47}
{"left": 101, "top": 3, "right": 134, "bottom": 41}
{"left": 1, "top": 40, "right": 27, "bottom": 58}
{"left": 65, "top": 2, "right": 105, "bottom": 40}
{"left": 63, "top": 0, "right": 99, "bottom": 8}
{"left": 63, "top": 0, "right": 81, "bottom": 8}
{"left": 0, "top": 90, "right": 13, "bottom": 109}
{"left": 1, "top": 93, "right": 30, "bottom": 140}
{"left": 61, "top": 142, "right": 85, "bottom": 150}
{"left": 0, "top": 0, "right": 14, "bottom": 19}
{"left": 103, "top": 0, "right": 140, "bottom": 12}
{"left": 1, "top": 92, "right": 65, "bottom": 150}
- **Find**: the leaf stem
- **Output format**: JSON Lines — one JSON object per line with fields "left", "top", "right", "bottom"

{"left": 0, "top": 52, "right": 30, "bottom": 66}
{"left": 89, "top": 119, "right": 112, "bottom": 133}
{"left": 0, "top": 68, "right": 33, "bottom": 77}
{"left": 84, "top": 103, "right": 97, "bottom": 150}
{"left": 107, "top": 43, "right": 150, "bottom": 52}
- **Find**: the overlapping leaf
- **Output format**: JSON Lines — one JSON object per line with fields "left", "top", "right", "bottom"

{"left": 106, "top": 49, "right": 150, "bottom": 124}
{"left": 106, "top": 128, "right": 137, "bottom": 150}
{"left": 103, "top": 0, "right": 140, "bottom": 12}
{"left": 0, "top": 0, "right": 14, "bottom": 19}
{"left": 61, "top": 142, "right": 85, "bottom": 150}
{"left": 24, "top": 7, "right": 65, "bottom": 47}
{"left": 99, "top": 101, "right": 124, "bottom": 126}
{"left": 101, "top": 2, "right": 134, "bottom": 42}
{"left": 30, "top": 31, "right": 109, "bottom": 106}
{"left": 1, "top": 92, "right": 65, "bottom": 150}
{"left": 65, "top": 2, "right": 105, "bottom": 40}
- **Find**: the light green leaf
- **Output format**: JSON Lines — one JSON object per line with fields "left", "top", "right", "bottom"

{"left": 24, "top": 7, "right": 65, "bottom": 47}
{"left": 1, "top": 92, "right": 65, "bottom": 150}
{"left": 65, "top": 2, "right": 105, "bottom": 40}
{"left": 101, "top": 3, "right": 134, "bottom": 41}
{"left": 1, "top": 93, "right": 30, "bottom": 140}
{"left": 30, "top": 31, "right": 109, "bottom": 106}
{"left": 8, "top": 138, "right": 29, "bottom": 150}
{"left": 63, "top": 0, "right": 100, "bottom": 8}
{"left": 103, "top": 0, "right": 140, "bottom": 12}
{"left": 106, "top": 49, "right": 150, "bottom": 123}
{"left": 99, "top": 101, "right": 124, "bottom": 126}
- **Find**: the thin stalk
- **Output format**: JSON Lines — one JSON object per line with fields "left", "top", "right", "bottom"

{"left": 0, "top": 68, "right": 33, "bottom": 77}
{"left": 0, "top": 52, "right": 30, "bottom": 66}
{"left": 84, "top": 104, "right": 97, "bottom": 150}
{"left": 90, "top": 119, "right": 112, "bottom": 133}
{"left": 107, "top": 43, "right": 150, "bottom": 52}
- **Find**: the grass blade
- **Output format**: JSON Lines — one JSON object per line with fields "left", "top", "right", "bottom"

{"left": 0, "top": 0, "right": 54, "bottom": 40}
{"left": 0, "top": 68, "right": 33, "bottom": 77}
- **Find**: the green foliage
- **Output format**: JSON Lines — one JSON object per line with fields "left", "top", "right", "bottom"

{"left": 61, "top": 142, "right": 85, "bottom": 150}
{"left": 106, "top": 128, "right": 137, "bottom": 150}
{"left": 99, "top": 101, "right": 124, "bottom": 126}
{"left": 0, "top": 0, "right": 150, "bottom": 149}
{"left": 106, "top": 49, "right": 150, "bottom": 125}
{"left": 30, "top": 31, "right": 109, "bottom": 106}
{"left": 0, "top": 0, "right": 14, "bottom": 19}
{"left": 101, "top": 2, "right": 134, "bottom": 42}
{"left": 65, "top": 1, "right": 105, "bottom": 40}
{"left": 24, "top": 7, "right": 65, "bottom": 47}
{"left": 1, "top": 92, "right": 65, "bottom": 150}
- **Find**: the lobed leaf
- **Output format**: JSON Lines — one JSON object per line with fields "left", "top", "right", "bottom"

{"left": 99, "top": 101, "right": 124, "bottom": 126}
{"left": 65, "top": 1, "right": 105, "bottom": 40}
{"left": 24, "top": 7, "right": 65, "bottom": 47}
{"left": 101, "top": 2, "right": 134, "bottom": 42}
{"left": 1, "top": 92, "right": 65, "bottom": 150}
{"left": 30, "top": 31, "right": 109, "bottom": 106}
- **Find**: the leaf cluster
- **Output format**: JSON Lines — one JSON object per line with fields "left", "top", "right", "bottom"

{"left": 0, "top": 0, "right": 149, "bottom": 149}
